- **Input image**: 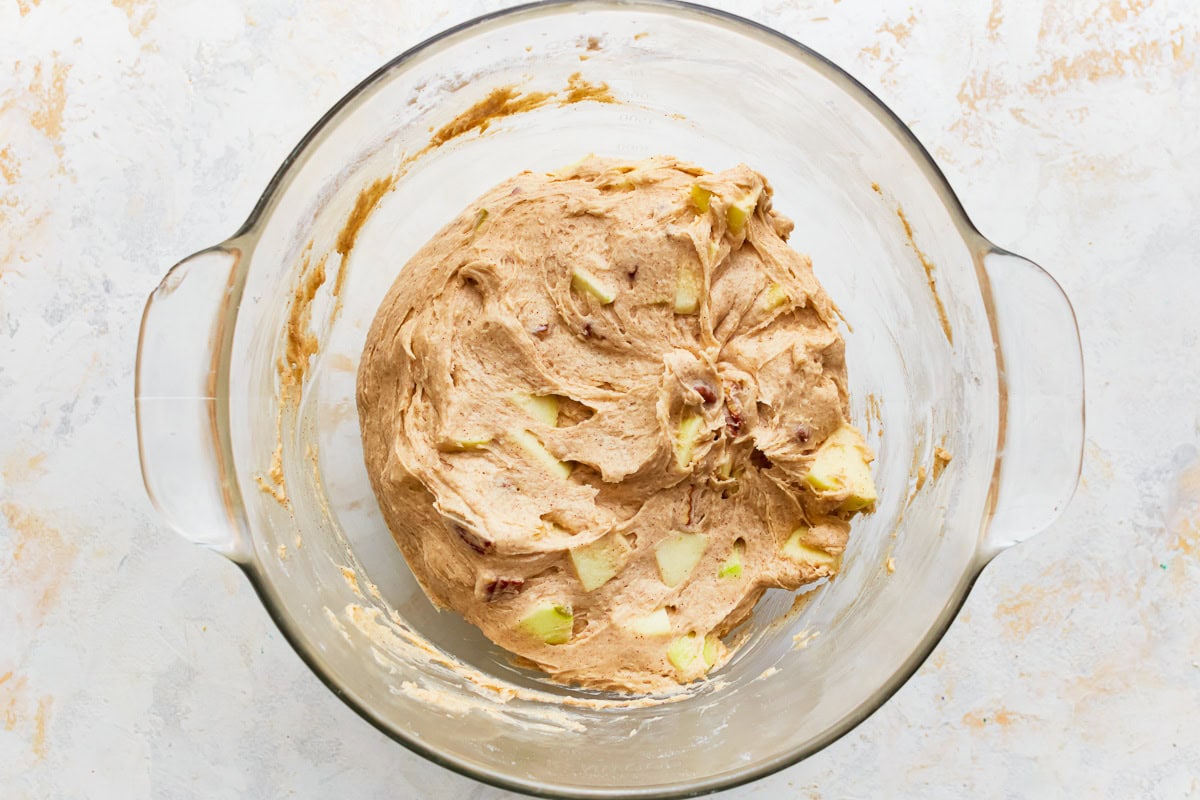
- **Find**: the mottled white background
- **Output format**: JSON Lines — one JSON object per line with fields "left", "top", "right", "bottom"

{"left": 1, "top": 0, "right": 1198, "bottom": 797}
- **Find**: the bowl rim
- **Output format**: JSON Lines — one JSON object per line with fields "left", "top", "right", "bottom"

{"left": 218, "top": 1, "right": 1026, "bottom": 797}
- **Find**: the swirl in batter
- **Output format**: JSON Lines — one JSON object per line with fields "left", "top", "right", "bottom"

{"left": 358, "top": 157, "right": 876, "bottom": 693}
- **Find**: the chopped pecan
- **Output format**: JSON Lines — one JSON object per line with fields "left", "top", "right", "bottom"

{"left": 687, "top": 484, "right": 704, "bottom": 526}
{"left": 481, "top": 576, "right": 524, "bottom": 602}
{"left": 724, "top": 409, "right": 744, "bottom": 437}
{"left": 452, "top": 523, "right": 493, "bottom": 555}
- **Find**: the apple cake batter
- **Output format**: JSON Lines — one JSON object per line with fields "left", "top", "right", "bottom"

{"left": 357, "top": 157, "right": 876, "bottom": 693}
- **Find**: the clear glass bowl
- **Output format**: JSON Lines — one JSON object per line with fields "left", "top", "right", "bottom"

{"left": 135, "top": 2, "right": 1084, "bottom": 797}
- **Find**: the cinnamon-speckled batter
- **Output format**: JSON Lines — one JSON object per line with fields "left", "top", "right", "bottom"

{"left": 358, "top": 157, "right": 875, "bottom": 693}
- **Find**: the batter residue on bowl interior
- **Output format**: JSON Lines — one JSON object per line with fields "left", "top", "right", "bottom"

{"left": 871, "top": 181, "right": 954, "bottom": 345}
{"left": 256, "top": 72, "right": 623, "bottom": 506}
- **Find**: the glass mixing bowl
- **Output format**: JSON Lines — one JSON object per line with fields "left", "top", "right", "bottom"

{"left": 135, "top": 2, "right": 1084, "bottom": 797}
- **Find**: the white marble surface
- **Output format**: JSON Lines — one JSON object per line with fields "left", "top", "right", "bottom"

{"left": 2, "top": 0, "right": 1198, "bottom": 797}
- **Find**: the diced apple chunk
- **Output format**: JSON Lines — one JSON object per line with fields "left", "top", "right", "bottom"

{"left": 715, "top": 455, "right": 734, "bottom": 480}
{"left": 718, "top": 540, "right": 745, "bottom": 579}
{"left": 667, "top": 632, "right": 702, "bottom": 674}
{"left": 655, "top": 531, "right": 708, "bottom": 587}
{"left": 519, "top": 602, "right": 573, "bottom": 645}
{"left": 448, "top": 434, "right": 491, "bottom": 450}
{"left": 725, "top": 189, "right": 761, "bottom": 235}
{"left": 550, "top": 154, "right": 593, "bottom": 179}
{"left": 509, "top": 429, "right": 572, "bottom": 478}
{"left": 782, "top": 527, "right": 840, "bottom": 568}
{"left": 571, "top": 267, "right": 617, "bottom": 305}
{"left": 510, "top": 393, "right": 560, "bottom": 427}
{"left": 625, "top": 609, "right": 672, "bottom": 637}
{"left": 667, "top": 631, "right": 722, "bottom": 679}
{"left": 762, "top": 282, "right": 790, "bottom": 310}
{"left": 569, "top": 534, "right": 632, "bottom": 592}
{"left": 674, "top": 265, "right": 703, "bottom": 314}
{"left": 690, "top": 184, "right": 712, "bottom": 213}
{"left": 536, "top": 518, "right": 572, "bottom": 539}
{"left": 803, "top": 425, "right": 877, "bottom": 511}
{"left": 673, "top": 413, "right": 706, "bottom": 469}
{"left": 703, "top": 633, "right": 724, "bottom": 667}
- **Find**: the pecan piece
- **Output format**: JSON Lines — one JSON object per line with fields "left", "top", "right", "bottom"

{"left": 452, "top": 523, "right": 494, "bottom": 555}
{"left": 724, "top": 409, "right": 744, "bottom": 437}
{"left": 480, "top": 576, "right": 524, "bottom": 602}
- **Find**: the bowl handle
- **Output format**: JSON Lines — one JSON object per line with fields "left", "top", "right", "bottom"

{"left": 977, "top": 246, "right": 1084, "bottom": 561}
{"left": 135, "top": 244, "right": 250, "bottom": 562}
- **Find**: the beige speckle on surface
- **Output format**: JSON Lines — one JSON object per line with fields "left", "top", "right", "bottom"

{"left": 961, "top": 707, "right": 1022, "bottom": 730}
{"left": 1166, "top": 456, "right": 1200, "bottom": 560}
{"left": 0, "top": 146, "right": 20, "bottom": 184}
{"left": 31, "top": 695, "right": 52, "bottom": 760}
{"left": 1, "top": 449, "right": 47, "bottom": 483}
{"left": 877, "top": 13, "right": 917, "bottom": 45}
{"left": 985, "top": 0, "right": 1003, "bottom": 38}
{"left": 110, "top": 0, "right": 156, "bottom": 38}
{"left": 0, "top": 672, "right": 54, "bottom": 763}
{"left": 1, "top": 503, "right": 78, "bottom": 629}
{"left": 26, "top": 59, "right": 71, "bottom": 147}
{"left": 993, "top": 573, "right": 1082, "bottom": 641}
{"left": 1026, "top": 36, "right": 1197, "bottom": 96}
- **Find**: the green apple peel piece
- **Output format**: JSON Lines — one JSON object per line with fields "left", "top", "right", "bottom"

{"left": 673, "top": 413, "right": 706, "bottom": 469}
{"left": 667, "top": 631, "right": 722, "bottom": 678}
{"left": 782, "top": 528, "right": 840, "bottom": 568}
{"left": 510, "top": 393, "right": 560, "bottom": 427}
{"left": 690, "top": 184, "right": 712, "bottom": 213}
{"left": 718, "top": 540, "right": 745, "bottom": 579}
{"left": 626, "top": 609, "right": 672, "bottom": 637}
{"left": 519, "top": 603, "right": 573, "bottom": 645}
{"left": 803, "top": 425, "right": 877, "bottom": 511}
{"left": 571, "top": 267, "right": 617, "bottom": 305}
{"left": 568, "top": 534, "right": 632, "bottom": 592}
{"left": 655, "top": 531, "right": 708, "bottom": 587}
{"left": 702, "top": 633, "right": 723, "bottom": 667}
{"left": 509, "top": 429, "right": 572, "bottom": 479}
{"left": 667, "top": 632, "right": 703, "bottom": 674}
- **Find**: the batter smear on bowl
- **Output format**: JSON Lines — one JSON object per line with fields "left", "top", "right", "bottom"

{"left": 357, "top": 157, "right": 876, "bottom": 693}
